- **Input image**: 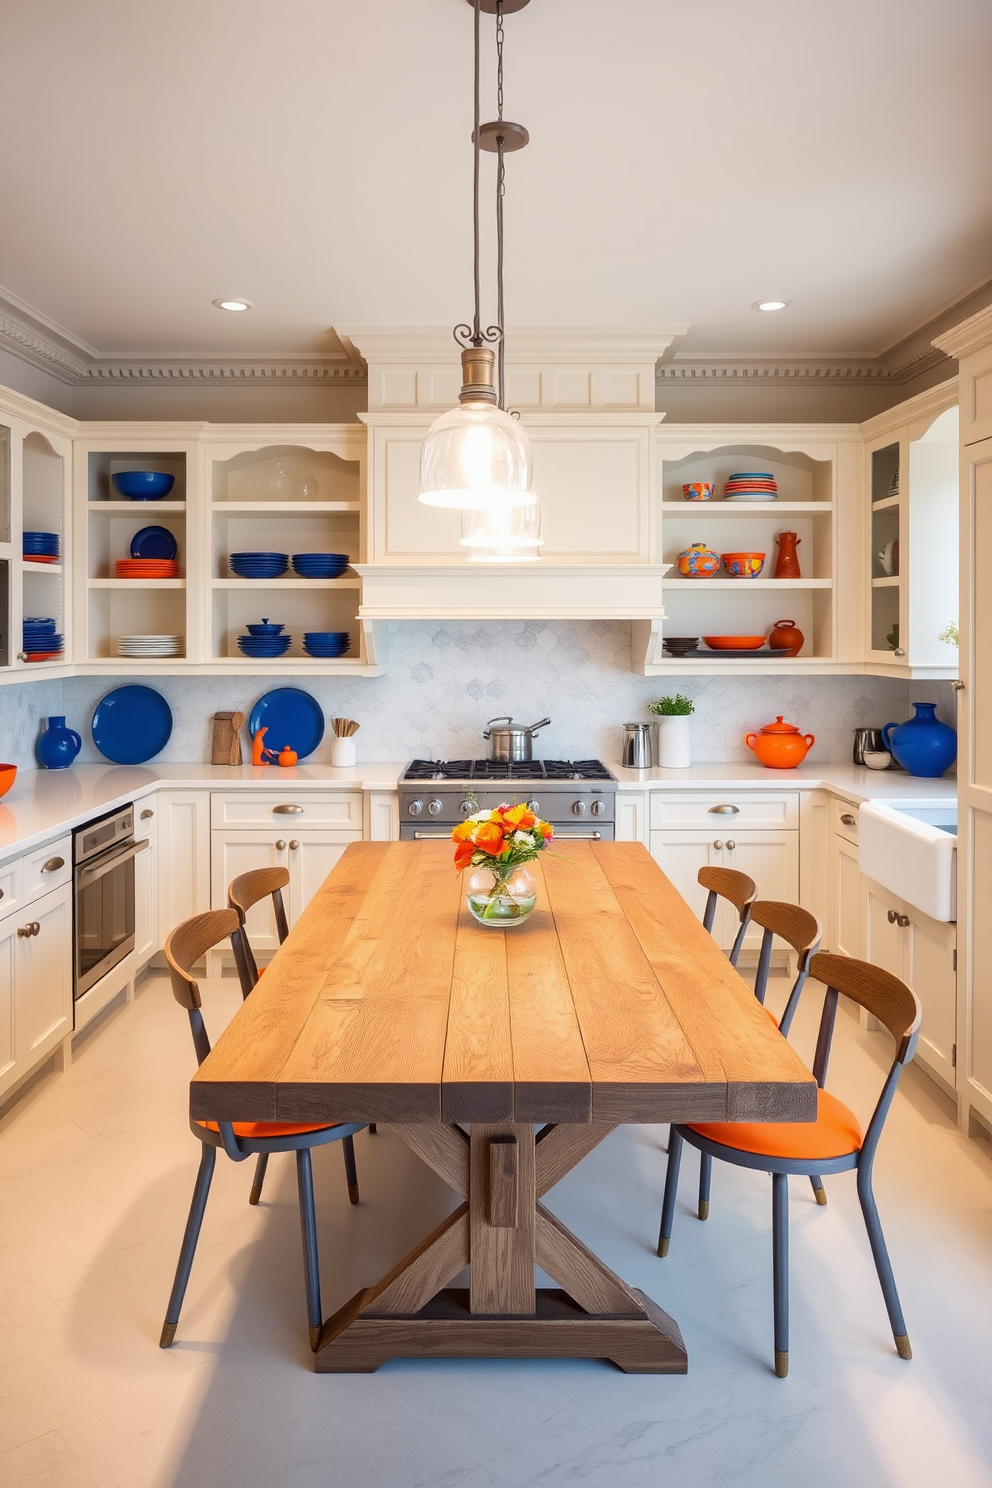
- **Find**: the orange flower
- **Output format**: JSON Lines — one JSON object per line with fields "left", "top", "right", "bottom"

{"left": 473, "top": 821, "right": 506, "bottom": 856}
{"left": 538, "top": 821, "right": 554, "bottom": 839}
{"left": 453, "top": 840, "right": 476, "bottom": 870}
{"left": 503, "top": 804, "right": 536, "bottom": 829}
{"left": 452, "top": 821, "right": 475, "bottom": 842}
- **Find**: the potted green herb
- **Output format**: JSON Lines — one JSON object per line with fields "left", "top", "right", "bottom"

{"left": 649, "top": 694, "right": 694, "bottom": 768}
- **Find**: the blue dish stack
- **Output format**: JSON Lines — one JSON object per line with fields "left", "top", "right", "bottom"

{"left": 22, "top": 615, "right": 64, "bottom": 661}
{"left": 237, "top": 619, "right": 291, "bottom": 658}
{"left": 229, "top": 552, "right": 289, "bottom": 579}
{"left": 291, "top": 552, "right": 349, "bottom": 579}
{"left": 22, "top": 530, "right": 60, "bottom": 562}
{"left": 303, "top": 631, "right": 351, "bottom": 659}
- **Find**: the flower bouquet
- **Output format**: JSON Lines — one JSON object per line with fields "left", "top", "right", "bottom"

{"left": 452, "top": 802, "right": 555, "bottom": 927}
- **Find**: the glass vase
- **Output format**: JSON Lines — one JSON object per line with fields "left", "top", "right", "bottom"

{"left": 466, "top": 866, "right": 537, "bottom": 928}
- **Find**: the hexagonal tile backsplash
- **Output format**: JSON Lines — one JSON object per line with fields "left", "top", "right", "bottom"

{"left": 3, "top": 622, "right": 956, "bottom": 769}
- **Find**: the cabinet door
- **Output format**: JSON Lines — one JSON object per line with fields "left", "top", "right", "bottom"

{"left": 616, "top": 792, "right": 647, "bottom": 844}
{"left": 724, "top": 832, "right": 799, "bottom": 954}
{"left": 648, "top": 831, "right": 724, "bottom": 935}
{"left": 863, "top": 879, "right": 906, "bottom": 980}
{"left": 906, "top": 913, "right": 957, "bottom": 1090}
{"left": 0, "top": 914, "right": 17, "bottom": 1098}
{"left": 830, "top": 835, "right": 862, "bottom": 958}
{"left": 211, "top": 831, "right": 289, "bottom": 955}
{"left": 19, "top": 884, "right": 72, "bottom": 1065}
{"left": 289, "top": 834, "right": 362, "bottom": 925}
{"left": 157, "top": 792, "right": 210, "bottom": 942}
{"left": 133, "top": 807, "right": 158, "bottom": 966}
{"left": 365, "top": 791, "right": 400, "bottom": 842}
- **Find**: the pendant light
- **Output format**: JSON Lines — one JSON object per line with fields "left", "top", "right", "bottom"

{"left": 419, "top": 0, "right": 539, "bottom": 533}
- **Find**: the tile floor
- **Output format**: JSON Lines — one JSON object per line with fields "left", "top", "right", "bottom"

{"left": 2, "top": 969, "right": 992, "bottom": 1488}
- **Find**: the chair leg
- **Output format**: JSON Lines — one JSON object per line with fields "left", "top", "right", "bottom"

{"left": 160, "top": 1144, "right": 216, "bottom": 1348}
{"left": 772, "top": 1171, "right": 790, "bottom": 1377}
{"left": 249, "top": 1152, "right": 269, "bottom": 1206}
{"left": 698, "top": 1151, "right": 712, "bottom": 1220}
{"left": 810, "top": 1174, "right": 827, "bottom": 1206}
{"left": 729, "top": 914, "right": 749, "bottom": 968}
{"left": 296, "top": 1149, "right": 323, "bottom": 1351}
{"left": 658, "top": 1127, "right": 684, "bottom": 1256}
{"left": 341, "top": 1133, "right": 360, "bottom": 1205}
{"left": 368, "top": 1123, "right": 377, "bottom": 1134}
{"left": 857, "top": 1163, "right": 912, "bottom": 1359}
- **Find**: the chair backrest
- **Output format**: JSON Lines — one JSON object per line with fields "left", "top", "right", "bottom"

{"left": 164, "top": 908, "right": 242, "bottom": 1065}
{"left": 697, "top": 866, "right": 757, "bottom": 966}
{"left": 750, "top": 901, "right": 822, "bottom": 1036}
{"left": 807, "top": 951, "right": 922, "bottom": 1160}
{"left": 227, "top": 867, "right": 290, "bottom": 998}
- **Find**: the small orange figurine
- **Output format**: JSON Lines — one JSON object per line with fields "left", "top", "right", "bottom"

{"left": 251, "top": 727, "right": 270, "bottom": 766}
{"left": 277, "top": 745, "right": 298, "bottom": 767}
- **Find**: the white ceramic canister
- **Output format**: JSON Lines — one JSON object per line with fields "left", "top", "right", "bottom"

{"left": 656, "top": 715, "right": 692, "bottom": 769}
{"left": 330, "top": 736, "right": 357, "bottom": 767}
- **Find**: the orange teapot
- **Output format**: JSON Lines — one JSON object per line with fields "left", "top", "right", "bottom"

{"left": 745, "top": 716, "right": 815, "bottom": 769}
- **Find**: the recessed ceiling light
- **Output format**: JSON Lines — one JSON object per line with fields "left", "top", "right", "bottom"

{"left": 212, "top": 298, "right": 253, "bottom": 312}
{"left": 752, "top": 299, "right": 791, "bottom": 312}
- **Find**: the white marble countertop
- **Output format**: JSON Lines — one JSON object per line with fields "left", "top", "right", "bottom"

{"left": 0, "top": 758, "right": 956, "bottom": 862}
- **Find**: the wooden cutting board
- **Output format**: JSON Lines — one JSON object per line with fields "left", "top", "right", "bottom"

{"left": 211, "top": 711, "right": 245, "bottom": 766}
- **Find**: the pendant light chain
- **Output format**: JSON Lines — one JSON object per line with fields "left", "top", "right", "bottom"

{"left": 471, "top": 0, "right": 482, "bottom": 347}
{"left": 495, "top": 0, "right": 507, "bottom": 409}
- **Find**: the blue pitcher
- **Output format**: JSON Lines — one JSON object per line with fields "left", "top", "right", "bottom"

{"left": 37, "top": 716, "right": 82, "bottom": 770}
{"left": 882, "top": 702, "right": 956, "bottom": 778}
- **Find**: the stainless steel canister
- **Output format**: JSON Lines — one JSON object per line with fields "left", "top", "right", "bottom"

{"left": 621, "top": 723, "right": 653, "bottom": 769}
{"left": 853, "top": 727, "right": 888, "bottom": 765}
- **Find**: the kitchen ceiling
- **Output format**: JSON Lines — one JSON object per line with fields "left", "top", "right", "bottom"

{"left": 2, "top": 0, "right": 991, "bottom": 363}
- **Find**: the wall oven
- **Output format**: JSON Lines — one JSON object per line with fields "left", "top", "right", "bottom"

{"left": 73, "top": 804, "right": 148, "bottom": 1000}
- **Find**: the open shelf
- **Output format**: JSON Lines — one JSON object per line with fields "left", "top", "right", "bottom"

{"left": 663, "top": 577, "right": 832, "bottom": 590}
{"left": 94, "top": 500, "right": 188, "bottom": 515}
{"left": 88, "top": 451, "right": 187, "bottom": 502}
{"left": 660, "top": 501, "right": 832, "bottom": 516}
{"left": 872, "top": 576, "right": 901, "bottom": 589}
{"left": 22, "top": 561, "right": 62, "bottom": 575}
{"left": 210, "top": 445, "right": 360, "bottom": 505}
{"left": 89, "top": 578, "right": 186, "bottom": 590}
{"left": 213, "top": 577, "right": 360, "bottom": 590}
{"left": 213, "top": 501, "right": 360, "bottom": 515}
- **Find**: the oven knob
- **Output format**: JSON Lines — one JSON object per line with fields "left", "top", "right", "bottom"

{"left": 459, "top": 799, "right": 474, "bottom": 816}
{"left": 427, "top": 799, "right": 443, "bottom": 817}
{"left": 572, "top": 800, "right": 587, "bottom": 816}
{"left": 526, "top": 799, "right": 540, "bottom": 814}
{"left": 408, "top": 799, "right": 424, "bottom": 816}
{"left": 591, "top": 799, "right": 607, "bottom": 817}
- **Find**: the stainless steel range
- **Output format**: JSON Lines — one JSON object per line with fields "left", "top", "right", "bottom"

{"left": 399, "top": 759, "right": 617, "bottom": 841}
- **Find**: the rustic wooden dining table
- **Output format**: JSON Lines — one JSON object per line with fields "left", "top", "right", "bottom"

{"left": 191, "top": 839, "right": 816, "bottom": 1373}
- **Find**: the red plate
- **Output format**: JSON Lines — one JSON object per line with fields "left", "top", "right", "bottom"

{"left": 24, "top": 554, "right": 60, "bottom": 563}
{"left": 24, "top": 651, "right": 64, "bottom": 662}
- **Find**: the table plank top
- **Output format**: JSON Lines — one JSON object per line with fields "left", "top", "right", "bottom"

{"left": 191, "top": 841, "right": 816, "bottom": 1126}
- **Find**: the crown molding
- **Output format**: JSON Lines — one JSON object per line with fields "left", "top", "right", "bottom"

{"left": 932, "top": 303, "right": 992, "bottom": 360}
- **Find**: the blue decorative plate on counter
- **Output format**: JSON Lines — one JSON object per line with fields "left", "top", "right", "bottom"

{"left": 130, "top": 525, "right": 178, "bottom": 560}
{"left": 91, "top": 685, "right": 173, "bottom": 764}
{"left": 248, "top": 688, "right": 324, "bottom": 760}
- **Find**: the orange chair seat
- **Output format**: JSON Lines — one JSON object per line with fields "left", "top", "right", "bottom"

{"left": 197, "top": 1119, "right": 338, "bottom": 1139}
{"left": 687, "top": 1088, "right": 862, "bottom": 1161}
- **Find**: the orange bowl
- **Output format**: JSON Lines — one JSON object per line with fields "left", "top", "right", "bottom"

{"left": 0, "top": 764, "right": 17, "bottom": 799}
{"left": 702, "top": 635, "right": 767, "bottom": 651}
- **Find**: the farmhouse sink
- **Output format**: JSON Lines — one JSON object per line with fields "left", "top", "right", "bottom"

{"left": 858, "top": 799, "right": 957, "bottom": 922}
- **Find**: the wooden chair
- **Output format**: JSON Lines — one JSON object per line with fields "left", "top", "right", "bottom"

{"left": 228, "top": 866, "right": 375, "bottom": 1161}
{"left": 697, "top": 866, "right": 756, "bottom": 967}
{"left": 657, "top": 951, "right": 921, "bottom": 1377}
{"left": 160, "top": 908, "right": 366, "bottom": 1352}
{"left": 695, "top": 900, "right": 824, "bottom": 1220}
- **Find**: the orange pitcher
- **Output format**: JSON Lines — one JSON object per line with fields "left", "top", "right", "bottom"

{"left": 773, "top": 531, "right": 802, "bottom": 579}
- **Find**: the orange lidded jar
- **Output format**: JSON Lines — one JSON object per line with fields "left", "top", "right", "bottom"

{"left": 744, "top": 716, "right": 815, "bottom": 769}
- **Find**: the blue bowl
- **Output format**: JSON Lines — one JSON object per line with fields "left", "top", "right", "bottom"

{"left": 111, "top": 471, "right": 176, "bottom": 500}
{"left": 303, "top": 631, "right": 349, "bottom": 642}
{"left": 246, "top": 621, "right": 285, "bottom": 636}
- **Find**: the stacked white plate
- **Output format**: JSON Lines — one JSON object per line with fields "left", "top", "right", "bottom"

{"left": 117, "top": 634, "right": 185, "bottom": 658}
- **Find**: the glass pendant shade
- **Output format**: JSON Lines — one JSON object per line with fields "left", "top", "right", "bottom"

{"left": 419, "top": 403, "right": 536, "bottom": 510}
{"left": 461, "top": 499, "right": 542, "bottom": 562}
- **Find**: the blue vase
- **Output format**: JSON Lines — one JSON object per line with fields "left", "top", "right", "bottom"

{"left": 882, "top": 702, "right": 956, "bottom": 778}
{"left": 37, "top": 716, "right": 82, "bottom": 770}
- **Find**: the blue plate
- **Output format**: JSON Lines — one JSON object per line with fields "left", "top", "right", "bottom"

{"left": 111, "top": 471, "right": 175, "bottom": 500}
{"left": 91, "top": 685, "right": 173, "bottom": 764}
{"left": 130, "top": 525, "right": 178, "bottom": 560}
{"left": 249, "top": 688, "right": 324, "bottom": 760}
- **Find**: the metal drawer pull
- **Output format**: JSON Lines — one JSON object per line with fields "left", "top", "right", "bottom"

{"left": 17, "top": 922, "right": 40, "bottom": 938}
{"left": 709, "top": 804, "right": 740, "bottom": 815}
{"left": 41, "top": 857, "right": 65, "bottom": 873}
{"left": 898, "top": 913, "right": 910, "bottom": 928}
{"left": 140, "top": 809, "right": 155, "bottom": 820}
{"left": 413, "top": 832, "right": 456, "bottom": 840}
{"left": 273, "top": 804, "right": 304, "bottom": 815}
{"left": 712, "top": 840, "right": 724, "bottom": 850}
{"left": 726, "top": 839, "right": 736, "bottom": 850}
{"left": 840, "top": 814, "right": 857, "bottom": 827}
{"left": 0, "top": 888, "right": 4, "bottom": 900}
{"left": 554, "top": 832, "right": 602, "bottom": 840}
{"left": 275, "top": 839, "right": 287, "bottom": 851}
{"left": 289, "top": 839, "right": 300, "bottom": 850}
{"left": 887, "top": 909, "right": 911, "bottom": 928}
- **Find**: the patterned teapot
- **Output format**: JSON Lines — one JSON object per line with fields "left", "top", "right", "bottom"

{"left": 745, "top": 716, "right": 816, "bottom": 770}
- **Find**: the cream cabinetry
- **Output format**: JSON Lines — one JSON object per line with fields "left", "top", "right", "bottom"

{"left": 157, "top": 791, "right": 211, "bottom": 941}
{"left": 0, "top": 878, "right": 73, "bottom": 1104}
{"left": 827, "top": 798, "right": 862, "bottom": 958}
{"left": 133, "top": 801, "right": 159, "bottom": 968}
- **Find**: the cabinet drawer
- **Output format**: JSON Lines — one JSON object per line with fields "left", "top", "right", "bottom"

{"left": 210, "top": 792, "right": 363, "bottom": 831}
{"left": 649, "top": 792, "right": 799, "bottom": 832}
{"left": 832, "top": 798, "right": 860, "bottom": 845}
{"left": 0, "top": 858, "right": 23, "bottom": 915}
{"left": 22, "top": 836, "right": 72, "bottom": 899}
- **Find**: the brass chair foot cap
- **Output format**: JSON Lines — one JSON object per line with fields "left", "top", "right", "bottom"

{"left": 697, "top": 1200, "right": 710, "bottom": 1221}
{"left": 159, "top": 1322, "right": 178, "bottom": 1349}
{"left": 895, "top": 1334, "right": 913, "bottom": 1360}
{"left": 774, "top": 1350, "right": 789, "bottom": 1378}
{"left": 309, "top": 1325, "right": 322, "bottom": 1352}
{"left": 248, "top": 1187, "right": 263, "bottom": 1206}
{"left": 814, "top": 1187, "right": 828, "bottom": 1206}
{"left": 657, "top": 1237, "right": 670, "bottom": 1257}
{"left": 348, "top": 1184, "right": 360, "bottom": 1205}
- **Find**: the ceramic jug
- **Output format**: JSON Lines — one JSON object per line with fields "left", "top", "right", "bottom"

{"left": 675, "top": 542, "right": 720, "bottom": 578}
{"left": 767, "top": 619, "right": 804, "bottom": 656}
{"left": 37, "top": 716, "right": 82, "bottom": 770}
{"left": 745, "top": 716, "right": 815, "bottom": 769}
{"left": 882, "top": 703, "right": 956, "bottom": 778}
{"left": 773, "top": 531, "right": 802, "bottom": 579}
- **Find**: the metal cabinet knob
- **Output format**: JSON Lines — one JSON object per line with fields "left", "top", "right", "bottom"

{"left": 726, "top": 839, "right": 736, "bottom": 850}
{"left": 898, "top": 913, "right": 911, "bottom": 928}
{"left": 140, "top": 808, "right": 155, "bottom": 819}
{"left": 41, "top": 857, "right": 64, "bottom": 873}
{"left": 840, "top": 813, "right": 857, "bottom": 827}
{"left": 17, "top": 922, "right": 40, "bottom": 938}
{"left": 275, "top": 839, "right": 287, "bottom": 851}
{"left": 273, "top": 804, "right": 304, "bottom": 815}
{"left": 952, "top": 680, "right": 965, "bottom": 691}
{"left": 709, "top": 804, "right": 740, "bottom": 815}
{"left": 289, "top": 839, "right": 300, "bottom": 850}
{"left": 887, "top": 909, "right": 898, "bottom": 924}
{"left": 894, "top": 648, "right": 906, "bottom": 656}
{"left": 713, "top": 839, "right": 724, "bottom": 850}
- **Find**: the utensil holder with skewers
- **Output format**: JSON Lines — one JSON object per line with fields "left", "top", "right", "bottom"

{"left": 330, "top": 717, "right": 359, "bottom": 767}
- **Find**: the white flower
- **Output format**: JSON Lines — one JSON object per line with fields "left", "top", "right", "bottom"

{"left": 512, "top": 830, "right": 535, "bottom": 846}
{"left": 470, "top": 809, "right": 491, "bottom": 822}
